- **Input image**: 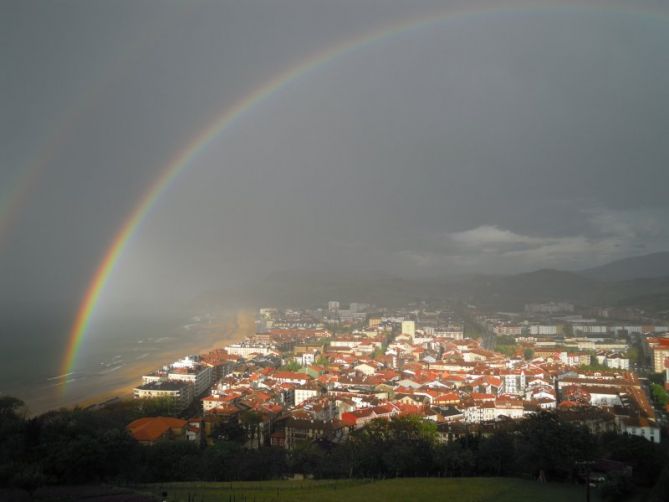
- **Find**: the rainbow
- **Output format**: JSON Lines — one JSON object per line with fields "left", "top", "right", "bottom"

{"left": 0, "top": 168, "right": 42, "bottom": 250}
{"left": 60, "top": 0, "right": 668, "bottom": 383}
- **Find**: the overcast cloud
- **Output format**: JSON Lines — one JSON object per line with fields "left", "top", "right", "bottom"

{"left": 2, "top": 0, "right": 669, "bottom": 322}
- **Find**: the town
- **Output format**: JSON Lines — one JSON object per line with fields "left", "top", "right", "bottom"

{"left": 128, "top": 301, "right": 669, "bottom": 448}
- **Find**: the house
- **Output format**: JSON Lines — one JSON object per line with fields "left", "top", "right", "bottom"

{"left": 354, "top": 363, "right": 377, "bottom": 376}
{"left": 274, "top": 416, "right": 346, "bottom": 449}
{"left": 621, "top": 416, "right": 661, "bottom": 443}
{"left": 341, "top": 403, "right": 399, "bottom": 428}
{"left": 294, "top": 383, "right": 321, "bottom": 406}
{"left": 463, "top": 401, "right": 496, "bottom": 423}
{"left": 273, "top": 371, "right": 311, "bottom": 385}
{"left": 127, "top": 416, "right": 188, "bottom": 445}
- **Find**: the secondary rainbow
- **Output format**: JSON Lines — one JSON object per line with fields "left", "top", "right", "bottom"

{"left": 61, "top": 0, "right": 668, "bottom": 382}
{"left": 0, "top": 168, "right": 41, "bottom": 250}
{"left": 0, "top": 9, "right": 192, "bottom": 252}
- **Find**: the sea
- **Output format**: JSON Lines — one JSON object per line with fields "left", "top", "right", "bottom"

{"left": 0, "top": 312, "right": 231, "bottom": 414}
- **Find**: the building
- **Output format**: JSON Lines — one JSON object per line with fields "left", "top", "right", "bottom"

{"left": 500, "top": 370, "right": 528, "bottom": 395}
{"left": 622, "top": 417, "right": 661, "bottom": 443}
{"left": 127, "top": 416, "right": 188, "bottom": 445}
{"left": 278, "top": 417, "right": 345, "bottom": 449}
{"left": 168, "top": 360, "right": 214, "bottom": 396}
{"left": 226, "top": 343, "right": 275, "bottom": 358}
{"left": 494, "top": 325, "right": 523, "bottom": 336}
{"left": 603, "top": 353, "right": 630, "bottom": 370}
{"left": 529, "top": 325, "right": 559, "bottom": 336}
{"left": 294, "top": 384, "right": 321, "bottom": 406}
{"left": 133, "top": 381, "right": 193, "bottom": 412}
{"left": 525, "top": 302, "right": 574, "bottom": 313}
{"left": 647, "top": 336, "right": 669, "bottom": 373}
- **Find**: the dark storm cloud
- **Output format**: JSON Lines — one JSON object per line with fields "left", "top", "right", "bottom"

{"left": 2, "top": 0, "right": 669, "bottom": 320}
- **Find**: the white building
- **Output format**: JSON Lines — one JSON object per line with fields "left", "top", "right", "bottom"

{"left": 402, "top": 320, "right": 416, "bottom": 337}
{"left": 168, "top": 362, "right": 214, "bottom": 397}
{"left": 622, "top": 417, "right": 661, "bottom": 443}
{"left": 500, "top": 371, "right": 527, "bottom": 395}
{"left": 494, "top": 325, "right": 523, "bottom": 336}
{"left": 464, "top": 403, "right": 495, "bottom": 423}
{"left": 294, "top": 385, "right": 320, "bottom": 406}
{"left": 529, "top": 325, "right": 558, "bottom": 336}
{"left": 604, "top": 353, "right": 630, "bottom": 370}
{"left": 133, "top": 381, "right": 193, "bottom": 411}
{"left": 226, "top": 343, "right": 274, "bottom": 358}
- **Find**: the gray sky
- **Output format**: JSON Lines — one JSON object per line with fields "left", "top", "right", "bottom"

{"left": 2, "top": 0, "right": 669, "bottom": 319}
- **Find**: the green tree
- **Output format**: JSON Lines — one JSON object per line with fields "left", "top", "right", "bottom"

{"left": 143, "top": 440, "right": 201, "bottom": 481}
{"left": 516, "top": 411, "right": 596, "bottom": 481}
{"left": 281, "top": 360, "right": 302, "bottom": 372}
{"left": 435, "top": 440, "right": 476, "bottom": 477}
{"left": 650, "top": 383, "right": 668, "bottom": 408}
{"left": 478, "top": 432, "right": 516, "bottom": 476}
{"left": 348, "top": 416, "right": 438, "bottom": 477}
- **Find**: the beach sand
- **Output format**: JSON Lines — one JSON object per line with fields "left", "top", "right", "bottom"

{"left": 41, "top": 310, "right": 255, "bottom": 413}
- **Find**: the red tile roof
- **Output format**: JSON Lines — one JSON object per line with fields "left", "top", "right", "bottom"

{"left": 127, "top": 416, "right": 187, "bottom": 442}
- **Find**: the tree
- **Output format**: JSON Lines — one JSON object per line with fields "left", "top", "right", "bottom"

{"left": 650, "top": 383, "right": 668, "bottom": 408}
{"left": 348, "top": 416, "right": 438, "bottom": 477}
{"left": 628, "top": 346, "right": 641, "bottom": 366}
{"left": 435, "top": 440, "right": 476, "bottom": 477}
{"left": 239, "top": 410, "right": 264, "bottom": 448}
{"left": 143, "top": 441, "right": 201, "bottom": 482}
{"left": 516, "top": 412, "right": 596, "bottom": 481}
{"left": 478, "top": 432, "right": 516, "bottom": 476}
{"left": 281, "top": 360, "right": 302, "bottom": 372}
{"left": 0, "top": 396, "right": 27, "bottom": 421}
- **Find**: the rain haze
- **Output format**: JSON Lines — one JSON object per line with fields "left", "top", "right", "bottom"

{"left": 2, "top": 0, "right": 669, "bottom": 410}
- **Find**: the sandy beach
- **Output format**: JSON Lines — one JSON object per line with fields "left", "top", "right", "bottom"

{"left": 30, "top": 310, "right": 255, "bottom": 414}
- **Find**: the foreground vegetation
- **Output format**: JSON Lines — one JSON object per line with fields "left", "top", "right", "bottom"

{"left": 1, "top": 396, "right": 668, "bottom": 501}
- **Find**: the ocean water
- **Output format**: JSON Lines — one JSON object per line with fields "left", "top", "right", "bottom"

{"left": 0, "top": 313, "right": 225, "bottom": 414}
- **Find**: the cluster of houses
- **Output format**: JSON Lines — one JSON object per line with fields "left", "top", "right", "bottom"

{"left": 127, "top": 305, "right": 666, "bottom": 448}
{"left": 481, "top": 311, "right": 669, "bottom": 371}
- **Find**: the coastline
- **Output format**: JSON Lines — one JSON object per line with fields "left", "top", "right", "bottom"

{"left": 74, "top": 310, "right": 255, "bottom": 409}
{"left": 32, "top": 310, "right": 255, "bottom": 414}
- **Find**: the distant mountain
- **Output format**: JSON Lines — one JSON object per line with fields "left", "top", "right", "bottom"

{"left": 195, "top": 253, "right": 669, "bottom": 316}
{"left": 449, "top": 269, "right": 606, "bottom": 311}
{"left": 196, "top": 269, "right": 456, "bottom": 310}
{"left": 580, "top": 252, "right": 669, "bottom": 282}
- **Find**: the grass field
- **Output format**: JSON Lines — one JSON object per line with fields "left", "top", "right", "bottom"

{"left": 139, "top": 477, "right": 598, "bottom": 502}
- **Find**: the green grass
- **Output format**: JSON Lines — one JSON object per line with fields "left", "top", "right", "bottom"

{"left": 138, "top": 477, "right": 598, "bottom": 502}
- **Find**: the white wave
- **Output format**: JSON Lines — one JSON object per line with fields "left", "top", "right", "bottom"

{"left": 47, "top": 372, "right": 74, "bottom": 381}
{"left": 99, "top": 364, "right": 124, "bottom": 375}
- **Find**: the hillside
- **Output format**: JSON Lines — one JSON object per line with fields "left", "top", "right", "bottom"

{"left": 580, "top": 252, "right": 669, "bottom": 281}
{"left": 196, "top": 253, "right": 669, "bottom": 313}
{"left": 197, "top": 270, "right": 457, "bottom": 309}
{"left": 460, "top": 269, "right": 602, "bottom": 310}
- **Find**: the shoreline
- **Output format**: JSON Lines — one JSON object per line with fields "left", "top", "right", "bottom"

{"left": 74, "top": 310, "right": 255, "bottom": 409}
{"left": 30, "top": 310, "right": 255, "bottom": 414}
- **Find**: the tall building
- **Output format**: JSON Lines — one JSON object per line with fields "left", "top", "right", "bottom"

{"left": 401, "top": 320, "right": 415, "bottom": 337}
{"left": 647, "top": 336, "right": 669, "bottom": 373}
